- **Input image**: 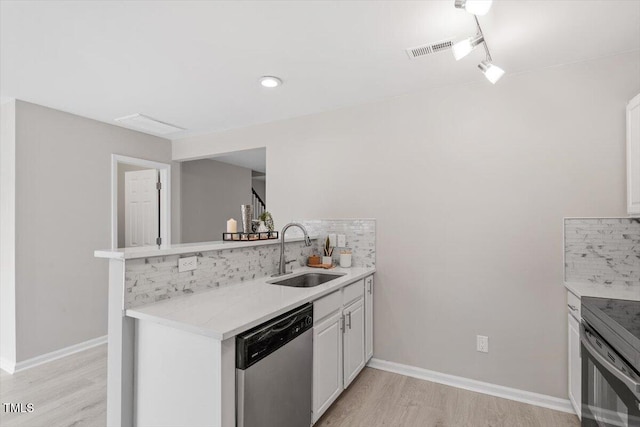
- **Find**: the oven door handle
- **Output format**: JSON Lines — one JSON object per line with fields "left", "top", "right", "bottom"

{"left": 581, "top": 334, "right": 640, "bottom": 400}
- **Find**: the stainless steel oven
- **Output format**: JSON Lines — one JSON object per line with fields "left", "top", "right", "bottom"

{"left": 581, "top": 297, "right": 640, "bottom": 427}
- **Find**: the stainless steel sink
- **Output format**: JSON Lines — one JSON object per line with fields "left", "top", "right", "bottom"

{"left": 269, "top": 272, "right": 345, "bottom": 288}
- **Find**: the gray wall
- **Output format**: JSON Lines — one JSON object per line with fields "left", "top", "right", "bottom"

{"left": 117, "top": 163, "right": 151, "bottom": 248}
{"left": 181, "top": 159, "right": 252, "bottom": 243}
{"left": 13, "top": 100, "right": 172, "bottom": 362}
{"left": 172, "top": 51, "right": 640, "bottom": 399}
{"left": 1, "top": 100, "right": 17, "bottom": 368}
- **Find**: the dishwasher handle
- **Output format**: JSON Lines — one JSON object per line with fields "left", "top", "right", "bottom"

{"left": 237, "top": 303, "right": 313, "bottom": 369}
{"left": 271, "top": 317, "right": 298, "bottom": 333}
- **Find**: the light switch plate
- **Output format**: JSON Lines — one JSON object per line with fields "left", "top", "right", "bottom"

{"left": 178, "top": 256, "right": 197, "bottom": 273}
{"left": 337, "top": 234, "right": 346, "bottom": 247}
{"left": 328, "top": 234, "right": 337, "bottom": 247}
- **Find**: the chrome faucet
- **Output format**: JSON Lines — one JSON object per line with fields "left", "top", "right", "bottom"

{"left": 274, "top": 223, "right": 312, "bottom": 276}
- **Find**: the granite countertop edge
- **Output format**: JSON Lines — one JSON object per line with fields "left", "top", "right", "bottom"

{"left": 94, "top": 235, "right": 320, "bottom": 260}
{"left": 127, "top": 266, "right": 376, "bottom": 341}
{"left": 564, "top": 281, "right": 640, "bottom": 302}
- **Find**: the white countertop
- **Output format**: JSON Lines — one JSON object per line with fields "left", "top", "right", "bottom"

{"left": 127, "top": 266, "right": 375, "bottom": 340}
{"left": 94, "top": 235, "right": 318, "bottom": 260}
{"left": 564, "top": 282, "right": 639, "bottom": 301}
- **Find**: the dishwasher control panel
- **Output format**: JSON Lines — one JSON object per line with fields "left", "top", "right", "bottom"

{"left": 236, "top": 303, "right": 313, "bottom": 369}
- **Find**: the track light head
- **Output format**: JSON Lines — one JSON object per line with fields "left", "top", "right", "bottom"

{"left": 478, "top": 60, "right": 505, "bottom": 84}
{"left": 452, "top": 35, "right": 484, "bottom": 61}
{"left": 455, "top": 0, "right": 493, "bottom": 16}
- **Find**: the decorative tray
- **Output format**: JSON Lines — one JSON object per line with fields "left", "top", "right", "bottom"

{"left": 222, "top": 231, "right": 279, "bottom": 241}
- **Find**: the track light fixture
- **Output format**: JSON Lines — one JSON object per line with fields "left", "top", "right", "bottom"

{"left": 452, "top": 35, "right": 484, "bottom": 61}
{"left": 453, "top": 11, "right": 505, "bottom": 84}
{"left": 454, "top": 0, "right": 493, "bottom": 16}
{"left": 478, "top": 60, "right": 505, "bottom": 84}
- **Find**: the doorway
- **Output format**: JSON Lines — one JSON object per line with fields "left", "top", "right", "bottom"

{"left": 111, "top": 155, "right": 171, "bottom": 249}
{"left": 179, "top": 148, "right": 266, "bottom": 243}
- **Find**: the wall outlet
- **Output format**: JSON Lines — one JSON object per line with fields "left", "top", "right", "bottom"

{"left": 178, "top": 256, "right": 197, "bottom": 273}
{"left": 328, "top": 234, "right": 337, "bottom": 247}
{"left": 337, "top": 234, "right": 346, "bottom": 247}
{"left": 477, "top": 335, "right": 489, "bottom": 353}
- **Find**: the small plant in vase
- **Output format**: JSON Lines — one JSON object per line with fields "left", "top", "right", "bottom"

{"left": 323, "top": 236, "right": 333, "bottom": 266}
{"left": 259, "top": 212, "right": 274, "bottom": 232}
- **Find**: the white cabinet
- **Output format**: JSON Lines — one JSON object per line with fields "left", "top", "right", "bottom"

{"left": 567, "top": 291, "right": 581, "bottom": 419}
{"left": 568, "top": 313, "right": 581, "bottom": 418}
{"left": 365, "top": 275, "right": 374, "bottom": 361}
{"left": 312, "top": 312, "right": 343, "bottom": 422}
{"left": 312, "top": 278, "right": 370, "bottom": 424}
{"left": 628, "top": 93, "right": 640, "bottom": 216}
{"left": 343, "top": 298, "right": 365, "bottom": 388}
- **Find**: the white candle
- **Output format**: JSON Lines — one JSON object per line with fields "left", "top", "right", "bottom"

{"left": 226, "top": 218, "right": 237, "bottom": 233}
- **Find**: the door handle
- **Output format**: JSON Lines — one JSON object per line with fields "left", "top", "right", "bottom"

{"left": 347, "top": 312, "right": 352, "bottom": 329}
{"left": 567, "top": 304, "right": 578, "bottom": 311}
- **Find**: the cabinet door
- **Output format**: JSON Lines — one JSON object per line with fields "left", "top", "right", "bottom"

{"left": 343, "top": 298, "right": 365, "bottom": 388}
{"left": 628, "top": 93, "right": 640, "bottom": 215}
{"left": 568, "top": 313, "right": 582, "bottom": 419}
{"left": 365, "top": 276, "right": 374, "bottom": 361}
{"left": 312, "top": 312, "right": 343, "bottom": 424}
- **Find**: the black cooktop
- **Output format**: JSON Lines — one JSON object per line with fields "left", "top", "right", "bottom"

{"left": 586, "top": 297, "right": 640, "bottom": 340}
{"left": 582, "top": 296, "right": 640, "bottom": 369}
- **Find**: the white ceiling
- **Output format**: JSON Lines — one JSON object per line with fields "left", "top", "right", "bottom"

{"left": 2, "top": 1, "right": 639, "bottom": 139}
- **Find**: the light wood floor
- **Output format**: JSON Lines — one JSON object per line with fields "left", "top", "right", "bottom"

{"left": 0, "top": 345, "right": 107, "bottom": 427}
{"left": 0, "top": 345, "right": 579, "bottom": 427}
{"left": 316, "top": 367, "right": 580, "bottom": 427}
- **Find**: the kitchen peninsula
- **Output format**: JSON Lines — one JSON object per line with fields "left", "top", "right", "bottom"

{"left": 95, "top": 219, "right": 376, "bottom": 427}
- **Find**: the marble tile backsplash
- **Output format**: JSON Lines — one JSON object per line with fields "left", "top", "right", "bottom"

{"left": 564, "top": 218, "right": 640, "bottom": 288}
{"left": 124, "top": 218, "right": 377, "bottom": 308}
{"left": 125, "top": 241, "right": 315, "bottom": 308}
{"left": 295, "top": 219, "right": 376, "bottom": 268}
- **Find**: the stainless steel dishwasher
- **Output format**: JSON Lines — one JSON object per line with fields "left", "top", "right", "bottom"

{"left": 236, "top": 303, "right": 313, "bottom": 427}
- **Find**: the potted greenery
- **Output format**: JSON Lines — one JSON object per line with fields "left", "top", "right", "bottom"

{"left": 322, "top": 236, "right": 333, "bottom": 265}
{"left": 258, "top": 212, "right": 274, "bottom": 232}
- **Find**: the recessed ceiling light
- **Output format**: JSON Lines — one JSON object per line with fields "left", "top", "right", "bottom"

{"left": 259, "top": 76, "right": 282, "bottom": 88}
{"left": 114, "top": 114, "right": 184, "bottom": 135}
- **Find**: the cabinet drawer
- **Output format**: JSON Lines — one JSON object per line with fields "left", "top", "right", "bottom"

{"left": 567, "top": 291, "right": 581, "bottom": 320}
{"left": 343, "top": 279, "right": 364, "bottom": 306}
{"left": 314, "top": 290, "right": 342, "bottom": 324}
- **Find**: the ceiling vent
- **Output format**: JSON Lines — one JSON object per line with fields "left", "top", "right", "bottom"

{"left": 114, "top": 114, "right": 184, "bottom": 135}
{"left": 405, "top": 39, "right": 454, "bottom": 59}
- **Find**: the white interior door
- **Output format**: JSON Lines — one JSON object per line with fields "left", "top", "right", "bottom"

{"left": 125, "top": 169, "right": 159, "bottom": 247}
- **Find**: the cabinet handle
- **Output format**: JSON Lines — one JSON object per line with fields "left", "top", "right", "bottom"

{"left": 347, "top": 312, "right": 352, "bottom": 329}
{"left": 340, "top": 315, "right": 345, "bottom": 333}
{"left": 567, "top": 304, "right": 578, "bottom": 311}
{"left": 367, "top": 281, "right": 372, "bottom": 294}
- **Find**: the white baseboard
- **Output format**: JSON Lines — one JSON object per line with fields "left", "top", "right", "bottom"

{"left": 0, "top": 357, "right": 15, "bottom": 374}
{"left": 367, "top": 358, "right": 575, "bottom": 415}
{"left": 1, "top": 335, "right": 107, "bottom": 375}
